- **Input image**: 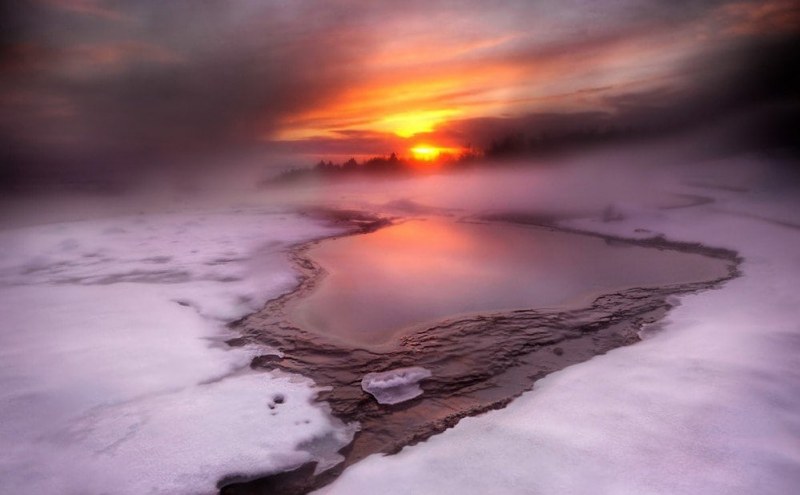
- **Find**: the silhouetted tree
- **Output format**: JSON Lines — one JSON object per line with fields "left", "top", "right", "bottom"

{"left": 486, "top": 133, "right": 526, "bottom": 158}
{"left": 342, "top": 158, "right": 358, "bottom": 171}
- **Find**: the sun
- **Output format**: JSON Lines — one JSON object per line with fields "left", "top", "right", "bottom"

{"left": 410, "top": 144, "right": 461, "bottom": 162}
{"left": 410, "top": 144, "right": 442, "bottom": 161}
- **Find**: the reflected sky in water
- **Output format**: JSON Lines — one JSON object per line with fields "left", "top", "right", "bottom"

{"left": 290, "top": 219, "right": 729, "bottom": 346}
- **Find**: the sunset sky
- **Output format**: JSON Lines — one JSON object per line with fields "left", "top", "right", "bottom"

{"left": 1, "top": 0, "right": 798, "bottom": 184}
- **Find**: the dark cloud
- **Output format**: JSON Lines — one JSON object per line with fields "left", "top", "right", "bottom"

{"left": 2, "top": 0, "right": 379, "bottom": 185}
{"left": 424, "top": 32, "right": 800, "bottom": 151}
{"left": 1, "top": 0, "right": 797, "bottom": 190}
{"left": 271, "top": 130, "right": 408, "bottom": 161}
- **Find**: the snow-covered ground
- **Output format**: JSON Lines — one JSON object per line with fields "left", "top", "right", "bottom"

{"left": 318, "top": 157, "right": 800, "bottom": 494}
{"left": 2, "top": 150, "right": 798, "bottom": 495}
{"left": 0, "top": 207, "right": 355, "bottom": 494}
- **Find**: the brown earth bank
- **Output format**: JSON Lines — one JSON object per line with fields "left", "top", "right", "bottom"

{"left": 218, "top": 209, "right": 741, "bottom": 495}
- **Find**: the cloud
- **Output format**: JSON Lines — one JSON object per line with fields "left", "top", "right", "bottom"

{"left": 1, "top": 0, "right": 797, "bottom": 188}
{"left": 2, "top": 1, "right": 381, "bottom": 180}
{"left": 716, "top": 0, "right": 800, "bottom": 35}
{"left": 38, "top": 0, "right": 129, "bottom": 22}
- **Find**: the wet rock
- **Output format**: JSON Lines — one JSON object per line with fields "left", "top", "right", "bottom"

{"left": 219, "top": 461, "right": 318, "bottom": 495}
{"left": 225, "top": 337, "right": 248, "bottom": 347}
{"left": 250, "top": 354, "right": 282, "bottom": 368}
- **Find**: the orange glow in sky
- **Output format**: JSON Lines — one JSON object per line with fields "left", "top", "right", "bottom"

{"left": 381, "top": 109, "right": 460, "bottom": 138}
{"left": 5, "top": 0, "right": 797, "bottom": 164}
{"left": 258, "top": 0, "right": 800, "bottom": 156}
{"left": 271, "top": 32, "right": 684, "bottom": 145}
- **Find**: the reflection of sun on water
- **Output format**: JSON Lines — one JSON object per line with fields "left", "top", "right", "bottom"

{"left": 360, "top": 220, "right": 475, "bottom": 276}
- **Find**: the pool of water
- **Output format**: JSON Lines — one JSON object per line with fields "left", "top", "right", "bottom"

{"left": 289, "top": 219, "right": 729, "bottom": 346}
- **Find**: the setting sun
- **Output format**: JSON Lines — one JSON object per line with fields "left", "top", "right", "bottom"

{"left": 410, "top": 144, "right": 444, "bottom": 160}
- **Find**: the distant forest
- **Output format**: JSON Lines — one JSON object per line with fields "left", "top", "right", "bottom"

{"left": 267, "top": 124, "right": 649, "bottom": 184}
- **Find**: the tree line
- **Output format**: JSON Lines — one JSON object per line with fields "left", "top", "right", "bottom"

{"left": 267, "top": 123, "right": 648, "bottom": 185}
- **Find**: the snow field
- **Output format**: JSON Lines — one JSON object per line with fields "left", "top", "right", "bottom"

{"left": 0, "top": 208, "right": 354, "bottom": 494}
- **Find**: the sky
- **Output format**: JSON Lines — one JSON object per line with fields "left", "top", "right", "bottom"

{"left": 1, "top": 0, "right": 798, "bottom": 187}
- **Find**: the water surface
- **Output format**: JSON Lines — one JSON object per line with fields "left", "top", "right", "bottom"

{"left": 290, "top": 219, "right": 728, "bottom": 346}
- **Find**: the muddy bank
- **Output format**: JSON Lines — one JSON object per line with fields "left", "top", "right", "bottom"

{"left": 219, "top": 209, "right": 740, "bottom": 495}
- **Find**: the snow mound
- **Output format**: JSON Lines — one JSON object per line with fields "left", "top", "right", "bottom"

{"left": 361, "top": 367, "right": 432, "bottom": 405}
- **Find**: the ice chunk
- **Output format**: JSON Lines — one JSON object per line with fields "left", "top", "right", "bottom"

{"left": 361, "top": 367, "right": 432, "bottom": 405}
